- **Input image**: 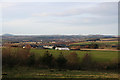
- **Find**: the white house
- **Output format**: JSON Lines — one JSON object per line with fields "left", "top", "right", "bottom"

{"left": 43, "top": 46, "right": 54, "bottom": 49}
{"left": 23, "top": 46, "right": 25, "bottom": 48}
{"left": 55, "top": 47, "right": 70, "bottom": 50}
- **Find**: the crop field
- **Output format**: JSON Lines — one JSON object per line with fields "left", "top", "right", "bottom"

{"left": 31, "top": 49, "right": 118, "bottom": 63}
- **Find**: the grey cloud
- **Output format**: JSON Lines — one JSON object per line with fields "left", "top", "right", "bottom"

{"left": 32, "top": 2, "right": 117, "bottom": 17}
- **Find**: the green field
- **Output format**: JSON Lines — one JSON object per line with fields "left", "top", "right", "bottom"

{"left": 2, "top": 48, "right": 119, "bottom": 79}
{"left": 31, "top": 49, "right": 118, "bottom": 63}
{"left": 70, "top": 41, "right": 118, "bottom": 46}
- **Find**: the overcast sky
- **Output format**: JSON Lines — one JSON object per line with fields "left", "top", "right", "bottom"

{"left": 2, "top": 2, "right": 118, "bottom": 35}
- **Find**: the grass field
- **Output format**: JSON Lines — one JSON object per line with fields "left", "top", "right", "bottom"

{"left": 31, "top": 49, "right": 118, "bottom": 63}
{"left": 2, "top": 48, "right": 119, "bottom": 79}
{"left": 70, "top": 41, "right": 118, "bottom": 46}
{"left": 2, "top": 67, "right": 118, "bottom": 78}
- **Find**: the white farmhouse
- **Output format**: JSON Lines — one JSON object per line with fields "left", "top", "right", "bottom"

{"left": 43, "top": 46, "right": 54, "bottom": 49}
{"left": 23, "top": 46, "right": 25, "bottom": 48}
{"left": 55, "top": 47, "right": 70, "bottom": 50}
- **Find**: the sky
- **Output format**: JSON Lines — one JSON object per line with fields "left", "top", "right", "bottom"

{"left": 1, "top": 2, "right": 118, "bottom": 35}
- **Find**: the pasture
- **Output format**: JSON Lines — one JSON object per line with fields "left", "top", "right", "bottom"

{"left": 2, "top": 48, "right": 119, "bottom": 79}
{"left": 70, "top": 41, "right": 118, "bottom": 46}
{"left": 31, "top": 49, "right": 118, "bottom": 63}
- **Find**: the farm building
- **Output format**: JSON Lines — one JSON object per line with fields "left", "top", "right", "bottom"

{"left": 55, "top": 47, "right": 70, "bottom": 50}
{"left": 43, "top": 46, "right": 54, "bottom": 49}
{"left": 23, "top": 44, "right": 32, "bottom": 49}
{"left": 23, "top": 44, "right": 38, "bottom": 49}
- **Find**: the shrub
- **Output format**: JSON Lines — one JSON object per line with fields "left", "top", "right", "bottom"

{"left": 66, "top": 52, "right": 79, "bottom": 70}
{"left": 81, "top": 53, "right": 93, "bottom": 70}
{"left": 27, "top": 53, "right": 35, "bottom": 67}
{"left": 16, "top": 48, "right": 30, "bottom": 65}
{"left": 41, "top": 51, "right": 54, "bottom": 68}
{"left": 2, "top": 48, "right": 30, "bottom": 67}
{"left": 89, "top": 43, "right": 99, "bottom": 49}
{"left": 56, "top": 52, "right": 67, "bottom": 70}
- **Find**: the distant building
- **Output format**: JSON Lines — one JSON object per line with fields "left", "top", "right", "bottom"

{"left": 30, "top": 44, "right": 38, "bottom": 48}
{"left": 43, "top": 46, "right": 54, "bottom": 49}
{"left": 23, "top": 44, "right": 32, "bottom": 49}
{"left": 55, "top": 47, "right": 70, "bottom": 50}
{"left": 23, "top": 44, "right": 38, "bottom": 49}
{"left": 37, "top": 45, "right": 44, "bottom": 49}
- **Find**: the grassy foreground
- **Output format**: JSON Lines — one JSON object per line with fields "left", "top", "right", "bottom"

{"left": 2, "top": 48, "right": 119, "bottom": 79}
{"left": 2, "top": 67, "right": 118, "bottom": 79}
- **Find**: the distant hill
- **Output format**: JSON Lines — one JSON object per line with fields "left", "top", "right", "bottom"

{"left": 2, "top": 34, "right": 117, "bottom": 43}
{"left": 3, "top": 34, "right": 14, "bottom": 36}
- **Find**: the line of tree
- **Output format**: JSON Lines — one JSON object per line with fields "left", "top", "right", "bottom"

{"left": 2, "top": 48, "right": 118, "bottom": 71}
